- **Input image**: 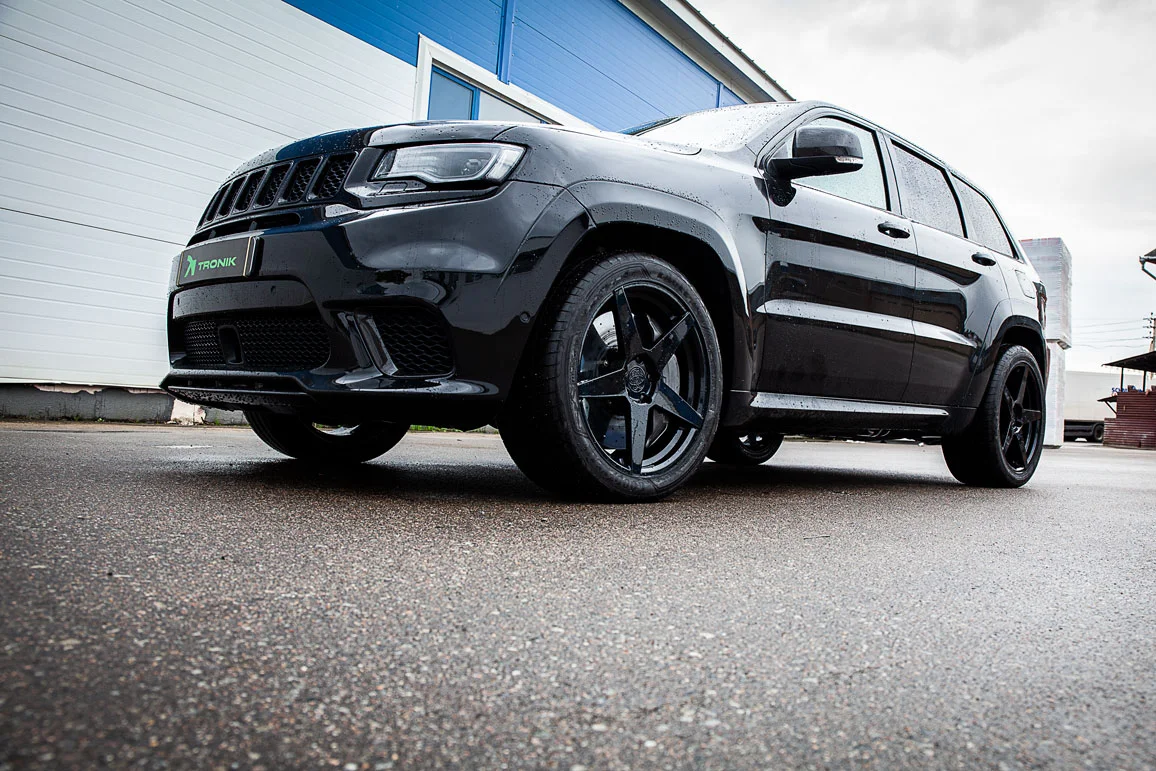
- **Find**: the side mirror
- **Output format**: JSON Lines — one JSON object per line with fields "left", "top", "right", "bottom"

{"left": 768, "top": 125, "right": 864, "bottom": 180}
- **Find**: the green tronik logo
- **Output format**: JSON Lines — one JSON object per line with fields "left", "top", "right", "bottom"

{"left": 182, "top": 253, "right": 238, "bottom": 279}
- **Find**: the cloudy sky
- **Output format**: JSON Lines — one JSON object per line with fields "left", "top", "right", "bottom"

{"left": 697, "top": 0, "right": 1156, "bottom": 370}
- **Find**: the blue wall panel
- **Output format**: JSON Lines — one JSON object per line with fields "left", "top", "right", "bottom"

{"left": 284, "top": 0, "right": 753, "bottom": 130}
{"left": 718, "top": 85, "right": 745, "bottom": 108}
{"left": 284, "top": 0, "right": 504, "bottom": 72}
{"left": 509, "top": 0, "right": 720, "bottom": 130}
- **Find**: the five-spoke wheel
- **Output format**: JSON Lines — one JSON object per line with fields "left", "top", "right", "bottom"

{"left": 943, "top": 345, "right": 1044, "bottom": 487}
{"left": 500, "top": 253, "right": 722, "bottom": 501}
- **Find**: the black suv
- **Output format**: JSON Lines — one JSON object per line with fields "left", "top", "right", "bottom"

{"left": 162, "top": 101, "right": 1047, "bottom": 501}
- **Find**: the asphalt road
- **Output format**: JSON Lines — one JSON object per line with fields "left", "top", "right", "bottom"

{"left": 1, "top": 422, "right": 1154, "bottom": 770}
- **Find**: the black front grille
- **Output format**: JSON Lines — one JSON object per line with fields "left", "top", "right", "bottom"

{"left": 197, "top": 151, "right": 358, "bottom": 232}
{"left": 373, "top": 307, "right": 454, "bottom": 377}
{"left": 180, "top": 313, "right": 331, "bottom": 372}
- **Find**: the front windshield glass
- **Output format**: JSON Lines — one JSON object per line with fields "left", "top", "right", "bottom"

{"left": 622, "top": 102, "right": 799, "bottom": 151}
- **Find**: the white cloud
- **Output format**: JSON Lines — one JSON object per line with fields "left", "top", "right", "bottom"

{"left": 700, "top": 0, "right": 1156, "bottom": 369}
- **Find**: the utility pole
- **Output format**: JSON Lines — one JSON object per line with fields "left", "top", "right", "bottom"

{"left": 1148, "top": 313, "right": 1156, "bottom": 353}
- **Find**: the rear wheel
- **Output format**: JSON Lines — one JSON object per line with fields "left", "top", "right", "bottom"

{"left": 500, "top": 253, "right": 722, "bottom": 501}
{"left": 942, "top": 345, "right": 1044, "bottom": 487}
{"left": 708, "top": 428, "right": 783, "bottom": 466}
{"left": 244, "top": 410, "right": 409, "bottom": 464}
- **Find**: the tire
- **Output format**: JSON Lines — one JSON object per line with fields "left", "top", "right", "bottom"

{"left": 1091, "top": 422, "right": 1104, "bottom": 443}
{"left": 244, "top": 410, "right": 409, "bottom": 464}
{"left": 942, "top": 345, "right": 1045, "bottom": 487}
{"left": 708, "top": 427, "right": 784, "bottom": 466}
{"left": 500, "top": 252, "right": 723, "bottom": 501}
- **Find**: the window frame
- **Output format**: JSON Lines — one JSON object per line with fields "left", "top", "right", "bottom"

{"left": 791, "top": 115, "right": 892, "bottom": 212}
{"left": 414, "top": 36, "right": 589, "bottom": 127}
{"left": 428, "top": 67, "right": 482, "bottom": 120}
{"left": 760, "top": 108, "right": 901, "bottom": 214}
{"left": 885, "top": 137, "right": 966, "bottom": 239}
{"left": 949, "top": 173, "right": 1021, "bottom": 260}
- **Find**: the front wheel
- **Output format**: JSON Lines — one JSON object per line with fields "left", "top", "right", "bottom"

{"left": 244, "top": 411, "right": 409, "bottom": 464}
{"left": 942, "top": 345, "right": 1045, "bottom": 487}
{"left": 707, "top": 428, "right": 784, "bottom": 466}
{"left": 500, "top": 253, "right": 723, "bottom": 501}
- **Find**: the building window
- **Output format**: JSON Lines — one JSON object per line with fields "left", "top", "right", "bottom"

{"left": 428, "top": 70, "right": 475, "bottom": 120}
{"left": 427, "top": 67, "right": 544, "bottom": 123}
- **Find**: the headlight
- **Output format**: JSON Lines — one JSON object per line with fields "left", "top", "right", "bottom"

{"left": 372, "top": 143, "right": 524, "bottom": 185}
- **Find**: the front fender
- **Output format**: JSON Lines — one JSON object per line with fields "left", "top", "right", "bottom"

{"left": 566, "top": 181, "right": 751, "bottom": 313}
{"left": 565, "top": 180, "right": 762, "bottom": 396}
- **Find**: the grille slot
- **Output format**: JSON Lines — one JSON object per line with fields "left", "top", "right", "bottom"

{"left": 311, "top": 153, "right": 355, "bottom": 199}
{"left": 180, "top": 313, "right": 330, "bottom": 372}
{"left": 254, "top": 164, "right": 290, "bottom": 207}
{"left": 215, "top": 178, "right": 243, "bottom": 218}
{"left": 281, "top": 158, "right": 321, "bottom": 203}
{"left": 372, "top": 307, "right": 454, "bottom": 378}
{"left": 200, "top": 186, "right": 226, "bottom": 225}
{"left": 233, "top": 171, "right": 264, "bottom": 212}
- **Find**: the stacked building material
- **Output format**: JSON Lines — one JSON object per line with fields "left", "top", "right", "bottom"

{"left": 1020, "top": 238, "right": 1073, "bottom": 447}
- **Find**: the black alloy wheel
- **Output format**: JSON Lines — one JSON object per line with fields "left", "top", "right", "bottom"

{"left": 577, "top": 283, "right": 711, "bottom": 475}
{"left": 942, "top": 345, "right": 1045, "bottom": 487}
{"left": 997, "top": 361, "right": 1044, "bottom": 473}
{"left": 501, "top": 253, "right": 722, "bottom": 501}
{"left": 708, "top": 427, "right": 784, "bottom": 466}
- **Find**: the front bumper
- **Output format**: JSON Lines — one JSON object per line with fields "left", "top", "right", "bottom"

{"left": 161, "top": 181, "right": 589, "bottom": 428}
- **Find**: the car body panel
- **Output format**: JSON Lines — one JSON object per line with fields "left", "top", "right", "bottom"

{"left": 162, "top": 100, "right": 1044, "bottom": 441}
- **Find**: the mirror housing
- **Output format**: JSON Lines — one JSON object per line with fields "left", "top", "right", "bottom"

{"left": 768, "top": 125, "right": 864, "bottom": 180}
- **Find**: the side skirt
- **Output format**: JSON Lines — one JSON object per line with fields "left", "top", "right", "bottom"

{"left": 746, "top": 392, "right": 962, "bottom": 434}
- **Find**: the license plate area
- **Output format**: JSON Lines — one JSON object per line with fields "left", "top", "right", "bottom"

{"left": 176, "top": 237, "right": 260, "bottom": 286}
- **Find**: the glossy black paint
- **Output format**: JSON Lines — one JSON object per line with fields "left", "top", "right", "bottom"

{"left": 162, "top": 101, "right": 1044, "bottom": 440}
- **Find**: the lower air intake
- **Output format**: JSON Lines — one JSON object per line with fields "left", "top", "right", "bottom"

{"left": 180, "top": 313, "right": 330, "bottom": 372}
{"left": 372, "top": 307, "right": 454, "bottom": 378}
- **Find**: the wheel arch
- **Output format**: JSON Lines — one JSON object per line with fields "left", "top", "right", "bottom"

{"left": 560, "top": 181, "right": 759, "bottom": 395}
{"left": 960, "top": 310, "right": 1048, "bottom": 413}
{"left": 994, "top": 316, "right": 1048, "bottom": 378}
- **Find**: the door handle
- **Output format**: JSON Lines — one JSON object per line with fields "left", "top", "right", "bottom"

{"left": 877, "top": 222, "right": 910, "bottom": 239}
{"left": 971, "top": 252, "right": 996, "bottom": 266}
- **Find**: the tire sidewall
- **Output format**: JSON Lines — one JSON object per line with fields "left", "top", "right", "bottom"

{"left": 985, "top": 346, "right": 1046, "bottom": 485}
{"left": 556, "top": 255, "right": 723, "bottom": 499}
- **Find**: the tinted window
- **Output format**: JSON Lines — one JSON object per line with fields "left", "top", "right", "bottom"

{"left": 428, "top": 70, "right": 473, "bottom": 120}
{"left": 890, "top": 144, "right": 964, "bottom": 237}
{"left": 954, "top": 177, "right": 1013, "bottom": 255}
{"left": 794, "top": 117, "right": 887, "bottom": 210}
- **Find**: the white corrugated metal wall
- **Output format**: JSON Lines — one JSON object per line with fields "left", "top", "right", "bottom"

{"left": 0, "top": 0, "right": 417, "bottom": 387}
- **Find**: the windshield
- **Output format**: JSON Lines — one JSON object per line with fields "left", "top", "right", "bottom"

{"left": 622, "top": 102, "right": 800, "bottom": 152}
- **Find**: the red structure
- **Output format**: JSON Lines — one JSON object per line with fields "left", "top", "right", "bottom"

{"left": 1101, "top": 352, "right": 1156, "bottom": 450}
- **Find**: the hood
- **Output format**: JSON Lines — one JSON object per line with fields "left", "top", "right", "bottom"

{"left": 229, "top": 121, "right": 518, "bottom": 178}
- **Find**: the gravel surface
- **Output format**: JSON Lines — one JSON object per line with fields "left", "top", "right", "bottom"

{"left": 1, "top": 422, "right": 1153, "bottom": 770}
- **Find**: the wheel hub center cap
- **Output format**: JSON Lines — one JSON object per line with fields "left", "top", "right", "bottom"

{"left": 625, "top": 361, "right": 651, "bottom": 398}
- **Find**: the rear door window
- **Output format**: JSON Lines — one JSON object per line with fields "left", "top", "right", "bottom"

{"left": 890, "top": 143, "right": 964, "bottom": 237}
{"left": 794, "top": 117, "right": 888, "bottom": 210}
{"left": 953, "top": 177, "right": 1014, "bottom": 256}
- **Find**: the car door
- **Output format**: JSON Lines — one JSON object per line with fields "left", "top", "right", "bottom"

{"left": 886, "top": 140, "right": 1008, "bottom": 406}
{"left": 758, "top": 115, "right": 917, "bottom": 402}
